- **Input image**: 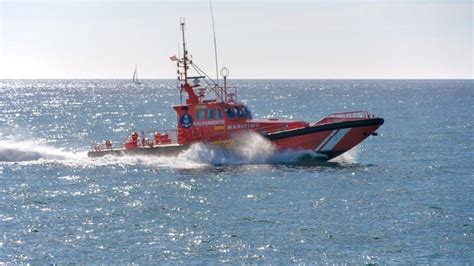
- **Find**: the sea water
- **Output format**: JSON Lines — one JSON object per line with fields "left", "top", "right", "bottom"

{"left": 0, "top": 79, "right": 472, "bottom": 263}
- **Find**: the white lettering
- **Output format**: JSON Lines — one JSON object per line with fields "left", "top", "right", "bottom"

{"left": 194, "top": 119, "right": 225, "bottom": 126}
{"left": 225, "top": 123, "right": 262, "bottom": 130}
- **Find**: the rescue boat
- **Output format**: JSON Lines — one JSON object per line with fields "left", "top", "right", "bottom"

{"left": 87, "top": 21, "right": 384, "bottom": 160}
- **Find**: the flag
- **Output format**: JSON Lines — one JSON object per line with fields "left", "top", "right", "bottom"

{"left": 170, "top": 55, "right": 178, "bottom": 61}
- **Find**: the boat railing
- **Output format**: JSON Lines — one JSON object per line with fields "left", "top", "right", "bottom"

{"left": 137, "top": 128, "right": 179, "bottom": 145}
{"left": 327, "top": 111, "right": 372, "bottom": 119}
{"left": 163, "top": 129, "right": 179, "bottom": 144}
{"left": 91, "top": 129, "right": 180, "bottom": 151}
{"left": 314, "top": 111, "right": 374, "bottom": 126}
{"left": 91, "top": 141, "right": 120, "bottom": 152}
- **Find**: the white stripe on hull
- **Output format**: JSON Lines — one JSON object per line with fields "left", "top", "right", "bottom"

{"left": 319, "top": 128, "right": 351, "bottom": 152}
{"left": 315, "top": 129, "right": 338, "bottom": 152}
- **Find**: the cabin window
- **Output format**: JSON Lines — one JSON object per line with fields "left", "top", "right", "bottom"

{"left": 235, "top": 107, "right": 245, "bottom": 117}
{"left": 243, "top": 106, "right": 252, "bottom": 118}
{"left": 208, "top": 109, "right": 215, "bottom": 119}
{"left": 225, "top": 108, "right": 235, "bottom": 119}
{"left": 197, "top": 109, "right": 206, "bottom": 120}
{"left": 217, "top": 108, "right": 223, "bottom": 119}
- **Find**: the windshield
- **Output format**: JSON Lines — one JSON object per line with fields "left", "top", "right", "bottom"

{"left": 225, "top": 105, "right": 252, "bottom": 119}
{"left": 225, "top": 108, "right": 235, "bottom": 119}
{"left": 234, "top": 106, "right": 252, "bottom": 118}
{"left": 242, "top": 106, "right": 252, "bottom": 118}
{"left": 234, "top": 107, "right": 245, "bottom": 117}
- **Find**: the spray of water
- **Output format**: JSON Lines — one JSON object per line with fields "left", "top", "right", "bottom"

{"left": 0, "top": 140, "right": 83, "bottom": 162}
{"left": 0, "top": 132, "right": 358, "bottom": 168}
{"left": 330, "top": 145, "right": 360, "bottom": 165}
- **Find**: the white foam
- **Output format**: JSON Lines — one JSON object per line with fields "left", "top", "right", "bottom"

{"left": 86, "top": 132, "right": 304, "bottom": 169}
{"left": 0, "top": 133, "right": 358, "bottom": 169}
{"left": 168, "top": 132, "right": 310, "bottom": 166}
{"left": 330, "top": 145, "right": 360, "bottom": 165}
{"left": 0, "top": 140, "right": 84, "bottom": 162}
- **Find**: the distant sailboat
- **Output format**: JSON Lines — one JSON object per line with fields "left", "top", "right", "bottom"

{"left": 132, "top": 64, "right": 142, "bottom": 85}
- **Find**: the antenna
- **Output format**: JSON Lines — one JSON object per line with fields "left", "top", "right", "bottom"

{"left": 209, "top": 0, "right": 219, "bottom": 85}
{"left": 221, "top": 67, "right": 229, "bottom": 101}
{"left": 180, "top": 17, "right": 188, "bottom": 84}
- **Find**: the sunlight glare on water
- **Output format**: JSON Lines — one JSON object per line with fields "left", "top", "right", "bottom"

{"left": 0, "top": 79, "right": 472, "bottom": 263}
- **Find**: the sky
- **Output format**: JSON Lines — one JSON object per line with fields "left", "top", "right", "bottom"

{"left": 0, "top": 0, "right": 472, "bottom": 79}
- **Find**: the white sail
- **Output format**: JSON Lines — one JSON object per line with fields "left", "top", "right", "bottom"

{"left": 132, "top": 64, "right": 141, "bottom": 84}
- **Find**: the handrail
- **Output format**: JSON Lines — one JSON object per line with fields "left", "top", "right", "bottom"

{"left": 313, "top": 111, "right": 375, "bottom": 126}
{"left": 91, "top": 141, "right": 121, "bottom": 152}
{"left": 134, "top": 128, "right": 179, "bottom": 145}
{"left": 327, "top": 111, "right": 370, "bottom": 119}
{"left": 91, "top": 128, "right": 180, "bottom": 151}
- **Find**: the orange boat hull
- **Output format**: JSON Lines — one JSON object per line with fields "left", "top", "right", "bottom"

{"left": 267, "top": 118, "right": 384, "bottom": 159}
{"left": 88, "top": 118, "right": 383, "bottom": 160}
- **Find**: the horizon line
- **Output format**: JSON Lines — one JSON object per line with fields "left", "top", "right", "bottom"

{"left": 1, "top": 77, "right": 472, "bottom": 81}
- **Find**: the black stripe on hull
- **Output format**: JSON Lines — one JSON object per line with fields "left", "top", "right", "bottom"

{"left": 265, "top": 118, "right": 384, "bottom": 141}
{"left": 87, "top": 144, "right": 189, "bottom": 158}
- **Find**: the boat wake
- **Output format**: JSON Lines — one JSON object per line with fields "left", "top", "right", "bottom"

{"left": 0, "top": 140, "right": 84, "bottom": 163}
{"left": 0, "top": 133, "right": 358, "bottom": 169}
{"left": 86, "top": 132, "right": 312, "bottom": 169}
